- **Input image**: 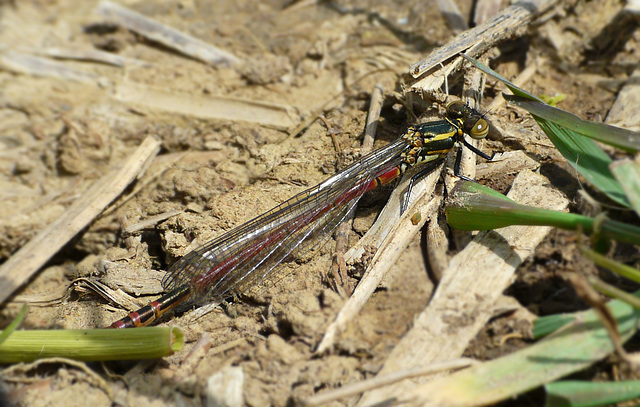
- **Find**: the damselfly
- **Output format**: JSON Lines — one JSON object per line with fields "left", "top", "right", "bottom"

{"left": 110, "top": 101, "right": 493, "bottom": 328}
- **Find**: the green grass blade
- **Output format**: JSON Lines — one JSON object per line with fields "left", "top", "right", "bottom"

{"left": 506, "top": 96, "right": 640, "bottom": 152}
{"left": 535, "top": 248, "right": 640, "bottom": 339}
{"left": 462, "top": 55, "right": 631, "bottom": 208}
{"left": 408, "top": 292, "right": 640, "bottom": 406}
{"left": 461, "top": 55, "right": 544, "bottom": 102}
{"left": 590, "top": 277, "right": 640, "bottom": 311}
{"left": 0, "top": 326, "right": 184, "bottom": 362}
{"left": 535, "top": 118, "right": 630, "bottom": 207}
{"left": 533, "top": 314, "right": 576, "bottom": 339}
{"left": 0, "top": 304, "right": 27, "bottom": 345}
{"left": 610, "top": 159, "right": 640, "bottom": 216}
{"left": 545, "top": 380, "right": 640, "bottom": 407}
{"left": 581, "top": 245, "right": 640, "bottom": 285}
{"left": 446, "top": 182, "right": 640, "bottom": 244}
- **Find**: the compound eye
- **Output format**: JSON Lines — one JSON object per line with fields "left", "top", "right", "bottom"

{"left": 468, "top": 118, "right": 489, "bottom": 139}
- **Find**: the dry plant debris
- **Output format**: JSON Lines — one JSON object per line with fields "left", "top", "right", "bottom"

{"left": 0, "top": 0, "right": 638, "bottom": 406}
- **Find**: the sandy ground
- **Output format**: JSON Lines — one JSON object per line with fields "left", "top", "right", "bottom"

{"left": 0, "top": 0, "right": 639, "bottom": 406}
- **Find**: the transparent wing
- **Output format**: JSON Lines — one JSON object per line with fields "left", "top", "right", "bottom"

{"left": 201, "top": 181, "right": 368, "bottom": 302}
{"left": 162, "top": 138, "right": 410, "bottom": 304}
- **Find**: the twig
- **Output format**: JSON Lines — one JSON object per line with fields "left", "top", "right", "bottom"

{"left": 209, "top": 338, "right": 247, "bottom": 356}
{"left": 407, "top": 0, "right": 559, "bottom": 93}
{"left": 362, "top": 83, "right": 384, "bottom": 152}
{"left": 95, "top": 1, "right": 240, "bottom": 67}
{"left": 19, "top": 46, "right": 148, "bottom": 68}
{"left": 300, "top": 358, "right": 477, "bottom": 406}
{"left": 356, "top": 170, "right": 569, "bottom": 406}
{"left": 424, "top": 188, "right": 449, "bottom": 282}
{"left": 0, "top": 49, "right": 97, "bottom": 82}
{"left": 329, "top": 83, "right": 384, "bottom": 295}
{"left": 172, "top": 333, "right": 213, "bottom": 381}
{"left": 122, "top": 209, "right": 182, "bottom": 235}
{"left": 317, "top": 166, "right": 444, "bottom": 353}
{"left": 0, "top": 136, "right": 161, "bottom": 306}
{"left": 114, "top": 82, "right": 295, "bottom": 130}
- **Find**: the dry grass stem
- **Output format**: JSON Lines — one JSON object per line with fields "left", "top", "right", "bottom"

{"left": 356, "top": 170, "right": 569, "bottom": 406}
{"left": 317, "top": 168, "right": 443, "bottom": 353}
{"left": 95, "top": 1, "right": 240, "bottom": 67}
{"left": 301, "top": 358, "right": 477, "bottom": 406}
{"left": 407, "top": 0, "right": 559, "bottom": 94}
{"left": 20, "top": 47, "right": 146, "bottom": 68}
{"left": 122, "top": 210, "right": 183, "bottom": 235}
{"left": 0, "top": 136, "right": 161, "bottom": 305}
{"left": 330, "top": 83, "right": 385, "bottom": 294}
{"left": 0, "top": 49, "right": 97, "bottom": 82}
{"left": 114, "top": 82, "right": 296, "bottom": 130}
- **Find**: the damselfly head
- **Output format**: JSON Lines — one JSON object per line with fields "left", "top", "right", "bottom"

{"left": 446, "top": 101, "right": 489, "bottom": 140}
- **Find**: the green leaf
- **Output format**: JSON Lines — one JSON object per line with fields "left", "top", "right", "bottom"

{"left": 610, "top": 159, "right": 640, "bottom": 216}
{"left": 446, "top": 182, "right": 640, "bottom": 244}
{"left": 534, "top": 117, "right": 630, "bottom": 207}
{"left": 533, "top": 314, "right": 576, "bottom": 339}
{"left": 506, "top": 96, "right": 640, "bottom": 153}
{"left": 462, "top": 54, "right": 632, "bottom": 208}
{"left": 461, "top": 55, "right": 544, "bottom": 102}
{"left": 0, "top": 326, "right": 184, "bottom": 362}
{"left": 581, "top": 245, "right": 640, "bottom": 285}
{"left": 0, "top": 304, "right": 27, "bottom": 345}
{"left": 408, "top": 291, "right": 640, "bottom": 405}
{"left": 546, "top": 380, "right": 640, "bottom": 407}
